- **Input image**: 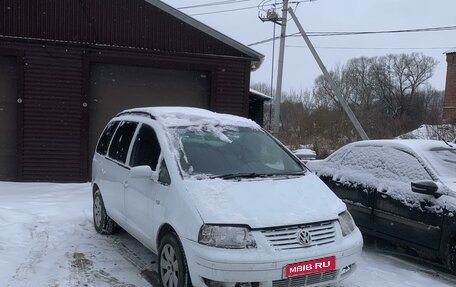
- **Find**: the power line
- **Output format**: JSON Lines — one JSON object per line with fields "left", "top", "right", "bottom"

{"left": 188, "top": 0, "right": 313, "bottom": 16}
{"left": 248, "top": 25, "right": 456, "bottom": 46}
{"left": 178, "top": 0, "right": 252, "bottom": 10}
{"left": 190, "top": 5, "right": 261, "bottom": 16}
{"left": 286, "top": 45, "right": 456, "bottom": 50}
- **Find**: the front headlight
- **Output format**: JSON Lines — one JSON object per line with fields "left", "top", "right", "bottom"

{"left": 338, "top": 211, "right": 356, "bottom": 236}
{"left": 198, "top": 225, "right": 256, "bottom": 249}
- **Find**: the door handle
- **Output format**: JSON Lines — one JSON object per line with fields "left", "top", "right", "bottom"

{"left": 381, "top": 194, "right": 388, "bottom": 199}
{"left": 155, "top": 200, "right": 160, "bottom": 205}
{"left": 123, "top": 181, "right": 129, "bottom": 188}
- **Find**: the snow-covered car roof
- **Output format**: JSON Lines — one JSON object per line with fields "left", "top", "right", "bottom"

{"left": 117, "top": 107, "right": 260, "bottom": 128}
{"left": 350, "top": 139, "right": 454, "bottom": 154}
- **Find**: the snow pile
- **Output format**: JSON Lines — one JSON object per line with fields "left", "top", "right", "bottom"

{"left": 397, "top": 124, "right": 456, "bottom": 142}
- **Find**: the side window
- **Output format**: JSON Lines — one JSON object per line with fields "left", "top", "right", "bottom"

{"left": 158, "top": 160, "right": 171, "bottom": 185}
{"left": 130, "top": 125, "right": 161, "bottom": 171}
{"left": 341, "top": 146, "right": 432, "bottom": 182}
{"left": 382, "top": 148, "right": 432, "bottom": 182}
{"left": 96, "top": 121, "right": 119, "bottom": 156}
{"left": 108, "top": 121, "right": 138, "bottom": 164}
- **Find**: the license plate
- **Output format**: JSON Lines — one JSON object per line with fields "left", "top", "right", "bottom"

{"left": 285, "top": 256, "right": 336, "bottom": 278}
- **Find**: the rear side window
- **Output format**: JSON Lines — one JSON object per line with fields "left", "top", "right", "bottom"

{"left": 108, "top": 121, "right": 138, "bottom": 164}
{"left": 130, "top": 124, "right": 161, "bottom": 171}
{"left": 96, "top": 121, "right": 119, "bottom": 156}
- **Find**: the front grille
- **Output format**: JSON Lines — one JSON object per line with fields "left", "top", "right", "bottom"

{"left": 273, "top": 270, "right": 338, "bottom": 287}
{"left": 260, "top": 221, "right": 336, "bottom": 251}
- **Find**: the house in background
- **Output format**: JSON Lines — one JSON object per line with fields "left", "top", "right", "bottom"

{"left": 444, "top": 51, "right": 456, "bottom": 122}
{"left": 0, "top": 0, "right": 265, "bottom": 182}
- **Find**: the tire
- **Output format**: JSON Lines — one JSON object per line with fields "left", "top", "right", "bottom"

{"left": 158, "top": 233, "right": 191, "bottom": 287}
{"left": 93, "top": 189, "right": 118, "bottom": 235}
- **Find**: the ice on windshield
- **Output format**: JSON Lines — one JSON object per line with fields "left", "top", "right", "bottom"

{"left": 169, "top": 126, "right": 303, "bottom": 178}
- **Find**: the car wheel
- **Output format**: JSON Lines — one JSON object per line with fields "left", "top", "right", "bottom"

{"left": 93, "top": 189, "right": 118, "bottom": 234}
{"left": 158, "top": 233, "right": 191, "bottom": 287}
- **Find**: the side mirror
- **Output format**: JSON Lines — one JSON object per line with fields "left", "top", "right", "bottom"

{"left": 130, "top": 165, "right": 155, "bottom": 180}
{"left": 411, "top": 181, "right": 440, "bottom": 198}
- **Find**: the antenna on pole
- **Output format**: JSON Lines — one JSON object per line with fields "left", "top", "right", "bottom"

{"left": 257, "top": 1, "right": 289, "bottom": 137}
{"left": 258, "top": 1, "right": 281, "bottom": 25}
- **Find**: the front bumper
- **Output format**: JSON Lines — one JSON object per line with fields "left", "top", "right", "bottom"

{"left": 182, "top": 228, "right": 363, "bottom": 287}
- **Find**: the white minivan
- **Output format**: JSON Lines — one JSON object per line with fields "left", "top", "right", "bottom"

{"left": 92, "top": 107, "right": 363, "bottom": 287}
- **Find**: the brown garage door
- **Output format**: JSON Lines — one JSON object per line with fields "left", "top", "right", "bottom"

{"left": 89, "top": 63, "right": 210, "bottom": 162}
{"left": 0, "top": 56, "right": 17, "bottom": 180}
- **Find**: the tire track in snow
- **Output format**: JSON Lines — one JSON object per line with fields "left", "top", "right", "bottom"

{"left": 109, "top": 237, "right": 160, "bottom": 286}
{"left": 68, "top": 251, "right": 138, "bottom": 287}
{"left": 7, "top": 221, "right": 49, "bottom": 287}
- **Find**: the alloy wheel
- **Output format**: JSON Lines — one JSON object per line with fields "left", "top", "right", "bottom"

{"left": 160, "top": 243, "right": 180, "bottom": 287}
{"left": 93, "top": 196, "right": 102, "bottom": 228}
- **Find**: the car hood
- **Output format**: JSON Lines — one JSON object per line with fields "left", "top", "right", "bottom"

{"left": 183, "top": 173, "right": 346, "bottom": 229}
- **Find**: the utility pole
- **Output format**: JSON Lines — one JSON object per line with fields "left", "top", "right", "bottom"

{"left": 271, "top": 0, "right": 289, "bottom": 138}
{"left": 288, "top": 8, "right": 369, "bottom": 140}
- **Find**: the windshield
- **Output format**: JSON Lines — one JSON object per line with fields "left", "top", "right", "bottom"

{"left": 170, "top": 126, "right": 304, "bottom": 178}
{"left": 424, "top": 147, "right": 456, "bottom": 178}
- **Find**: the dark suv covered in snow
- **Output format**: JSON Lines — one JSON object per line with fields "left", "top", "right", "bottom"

{"left": 308, "top": 140, "right": 456, "bottom": 272}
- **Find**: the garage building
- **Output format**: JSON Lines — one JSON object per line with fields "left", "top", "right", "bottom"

{"left": 0, "top": 0, "right": 264, "bottom": 182}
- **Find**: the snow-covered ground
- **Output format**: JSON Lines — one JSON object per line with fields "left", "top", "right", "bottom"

{"left": 1, "top": 182, "right": 455, "bottom": 287}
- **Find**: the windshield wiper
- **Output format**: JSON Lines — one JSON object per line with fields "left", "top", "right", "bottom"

{"left": 210, "top": 173, "right": 263, "bottom": 179}
{"left": 266, "top": 171, "right": 306, "bottom": 177}
{"left": 211, "top": 171, "right": 305, "bottom": 180}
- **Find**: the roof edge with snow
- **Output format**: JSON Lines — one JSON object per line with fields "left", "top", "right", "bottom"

{"left": 146, "top": 0, "right": 264, "bottom": 70}
{"left": 249, "top": 88, "right": 273, "bottom": 101}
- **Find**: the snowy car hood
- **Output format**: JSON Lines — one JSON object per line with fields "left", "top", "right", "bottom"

{"left": 183, "top": 173, "right": 346, "bottom": 229}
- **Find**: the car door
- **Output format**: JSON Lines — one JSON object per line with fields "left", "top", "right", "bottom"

{"left": 125, "top": 123, "right": 162, "bottom": 247}
{"left": 104, "top": 121, "right": 138, "bottom": 223}
{"left": 372, "top": 147, "right": 443, "bottom": 250}
{"left": 327, "top": 148, "right": 376, "bottom": 232}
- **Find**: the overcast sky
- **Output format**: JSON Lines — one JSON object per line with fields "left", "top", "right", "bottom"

{"left": 163, "top": 0, "right": 456, "bottom": 93}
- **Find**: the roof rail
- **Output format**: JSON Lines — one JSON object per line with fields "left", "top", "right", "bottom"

{"left": 116, "top": 110, "right": 156, "bottom": 120}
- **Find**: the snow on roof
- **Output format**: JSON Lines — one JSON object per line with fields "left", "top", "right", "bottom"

{"left": 397, "top": 124, "right": 456, "bottom": 141}
{"left": 120, "top": 106, "right": 260, "bottom": 128}
{"left": 249, "top": 88, "right": 273, "bottom": 101}
{"left": 445, "top": 49, "right": 456, "bottom": 54}
{"left": 293, "top": 148, "right": 317, "bottom": 161}
{"left": 293, "top": 148, "right": 316, "bottom": 155}
{"left": 144, "top": 0, "right": 264, "bottom": 70}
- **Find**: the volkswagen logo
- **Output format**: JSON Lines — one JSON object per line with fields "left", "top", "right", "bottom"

{"left": 297, "top": 229, "right": 312, "bottom": 246}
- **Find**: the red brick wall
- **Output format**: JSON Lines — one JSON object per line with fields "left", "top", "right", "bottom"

{"left": 444, "top": 53, "right": 456, "bottom": 122}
